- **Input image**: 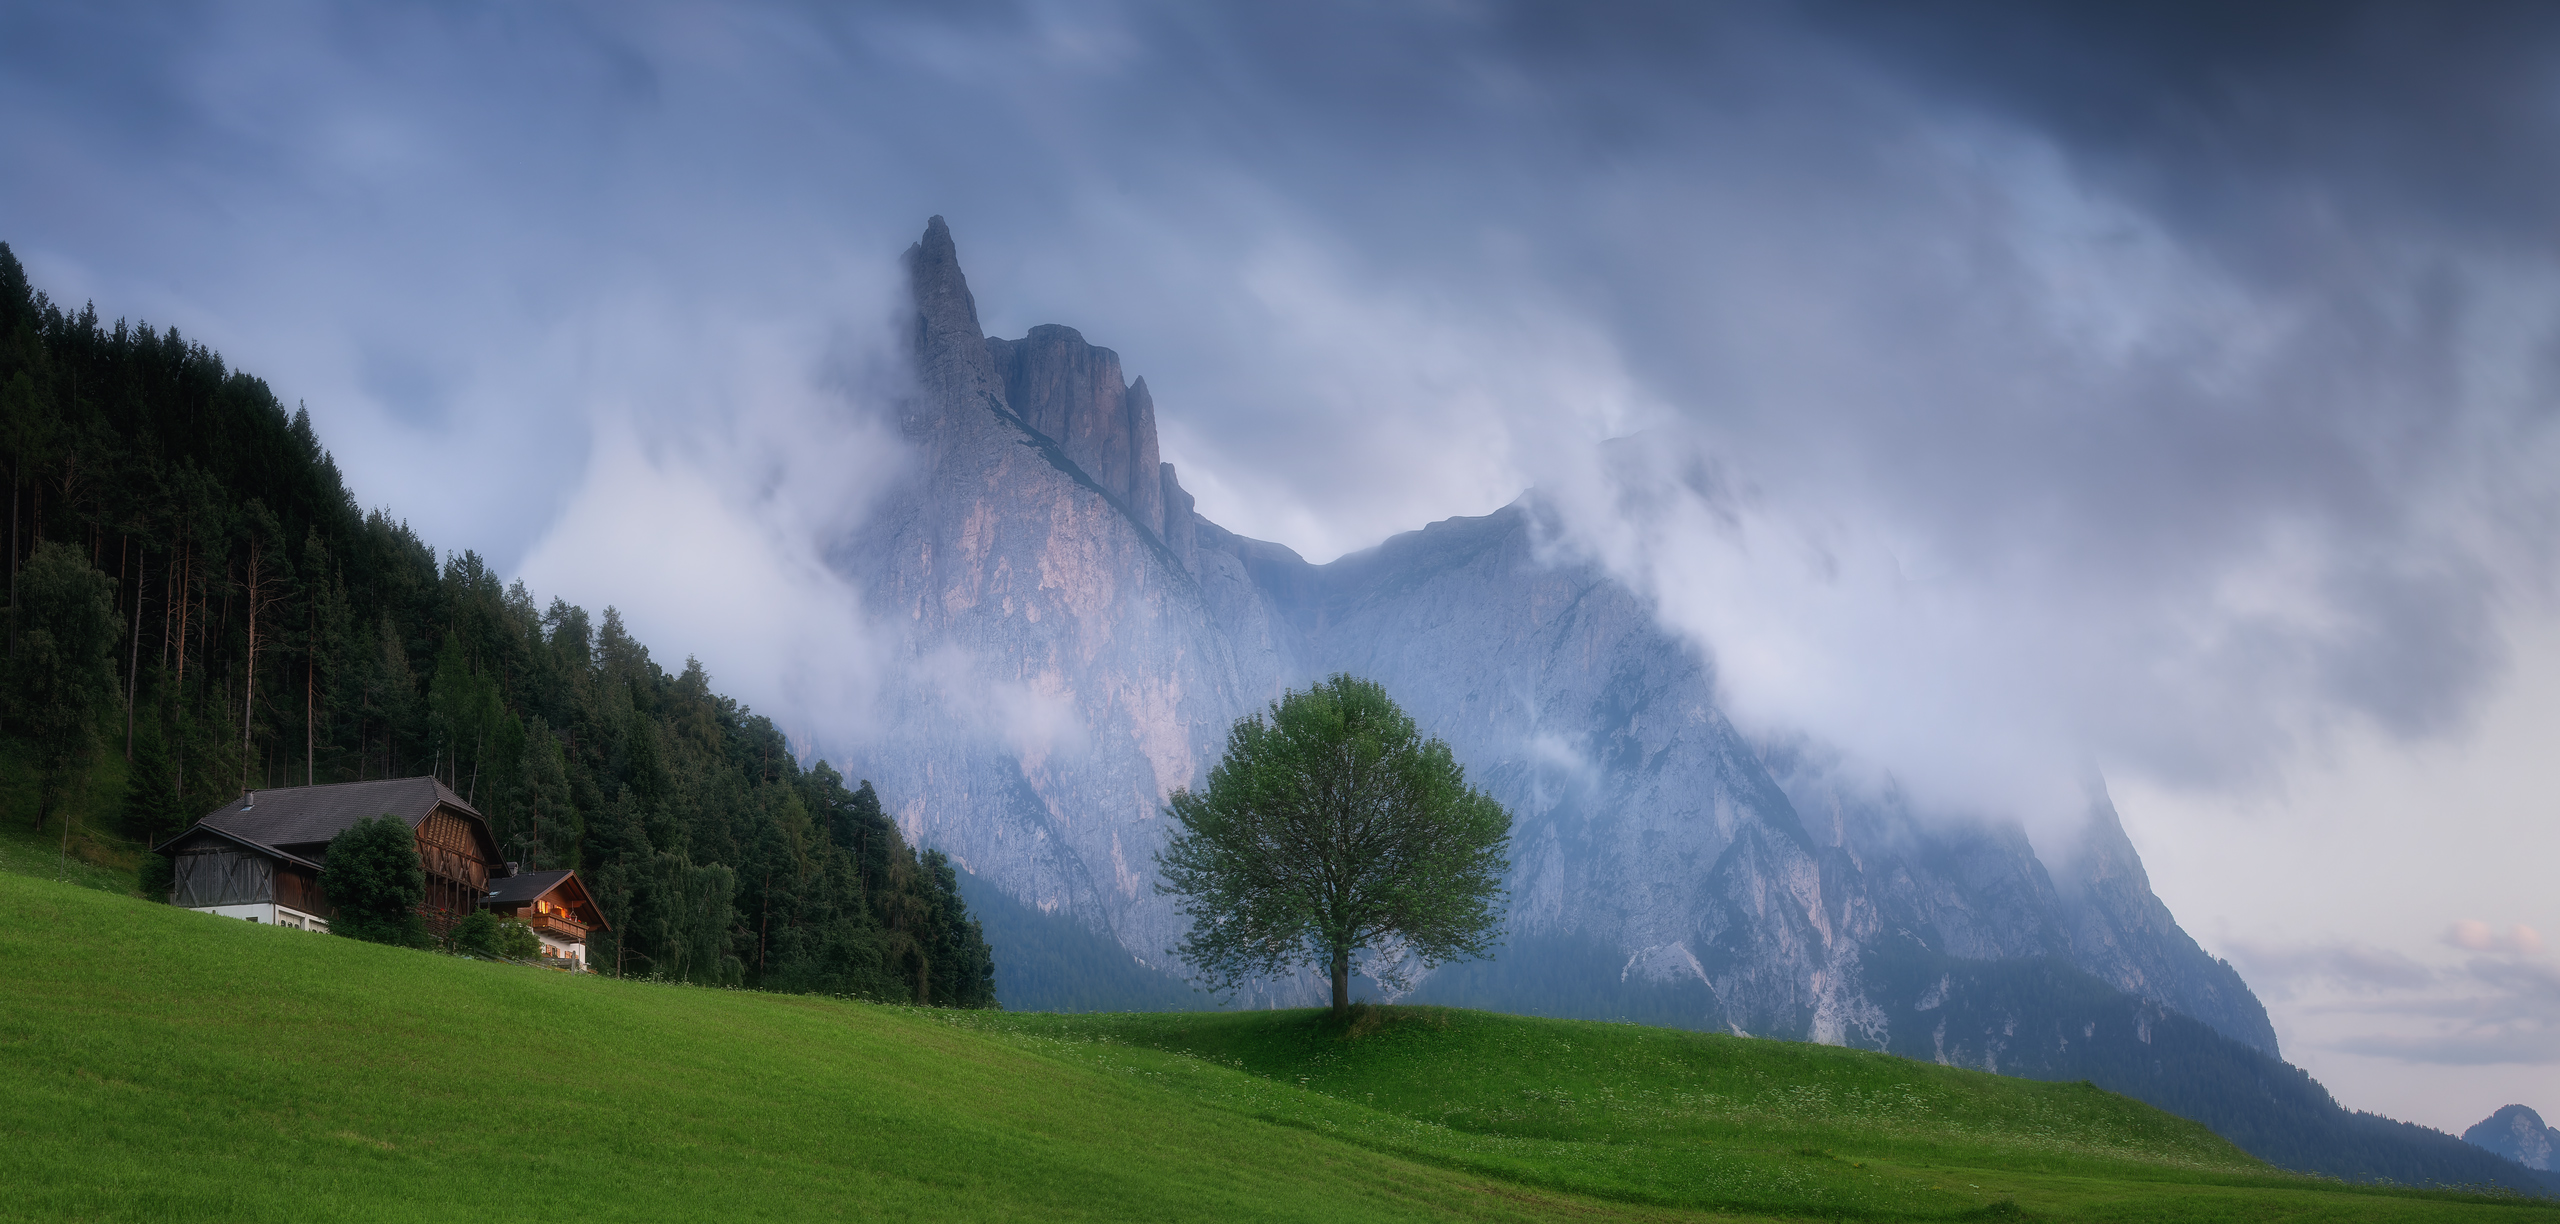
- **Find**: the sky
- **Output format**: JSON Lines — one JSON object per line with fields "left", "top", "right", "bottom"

{"left": 4, "top": 0, "right": 2556, "bottom": 1131}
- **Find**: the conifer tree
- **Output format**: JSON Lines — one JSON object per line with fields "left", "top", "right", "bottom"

{"left": 9, "top": 540, "right": 121, "bottom": 831}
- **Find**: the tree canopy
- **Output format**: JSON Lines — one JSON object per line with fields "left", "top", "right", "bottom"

{"left": 8, "top": 539, "right": 122, "bottom": 833}
{"left": 321, "top": 814, "right": 428, "bottom": 947}
{"left": 1157, "top": 674, "right": 1510, "bottom": 1018}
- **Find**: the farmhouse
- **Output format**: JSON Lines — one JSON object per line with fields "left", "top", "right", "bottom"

{"left": 159, "top": 777, "right": 503, "bottom": 934}
{"left": 480, "top": 869, "right": 605, "bottom": 969}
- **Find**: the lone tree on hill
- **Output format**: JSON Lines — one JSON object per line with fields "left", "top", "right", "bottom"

{"left": 1157, "top": 674, "right": 1511, "bottom": 1019}
{"left": 322, "top": 815, "right": 428, "bottom": 947}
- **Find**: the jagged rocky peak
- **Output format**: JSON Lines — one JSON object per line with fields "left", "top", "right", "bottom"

{"left": 986, "top": 325, "right": 1167, "bottom": 541}
{"left": 902, "top": 216, "right": 1004, "bottom": 417}
{"left": 903, "top": 218, "right": 1197, "bottom": 561}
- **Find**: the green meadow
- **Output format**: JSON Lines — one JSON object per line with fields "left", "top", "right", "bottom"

{"left": 2, "top": 871, "right": 2553, "bottom": 1223}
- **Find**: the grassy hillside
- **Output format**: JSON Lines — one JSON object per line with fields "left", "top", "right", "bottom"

{"left": 5, "top": 874, "right": 2554, "bottom": 1223}
{"left": 954, "top": 1011, "right": 2557, "bottom": 1221}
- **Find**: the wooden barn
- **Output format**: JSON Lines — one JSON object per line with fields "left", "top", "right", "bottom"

{"left": 158, "top": 777, "right": 505, "bottom": 934}
{"left": 480, "top": 869, "right": 608, "bottom": 969}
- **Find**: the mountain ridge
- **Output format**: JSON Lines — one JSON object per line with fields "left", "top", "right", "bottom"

{"left": 859, "top": 216, "right": 2277, "bottom": 1056}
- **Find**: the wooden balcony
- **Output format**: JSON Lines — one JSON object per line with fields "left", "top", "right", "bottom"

{"left": 526, "top": 911, "right": 589, "bottom": 942}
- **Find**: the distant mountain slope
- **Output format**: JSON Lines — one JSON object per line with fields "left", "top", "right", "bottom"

{"left": 1849, "top": 943, "right": 2558, "bottom": 1194}
{"left": 2470, "top": 1106, "right": 2560, "bottom": 1172}
{"left": 953, "top": 867, "right": 1198, "bottom": 1013}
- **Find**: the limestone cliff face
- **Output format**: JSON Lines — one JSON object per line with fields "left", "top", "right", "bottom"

{"left": 845, "top": 217, "right": 2280, "bottom": 1058}
{"left": 842, "top": 218, "right": 1265, "bottom": 962}
{"left": 986, "top": 326, "right": 1167, "bottom": 544}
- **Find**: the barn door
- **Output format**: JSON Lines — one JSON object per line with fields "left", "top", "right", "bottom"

{"left": 173, "top": 849, "right": 274, "bottom": 907}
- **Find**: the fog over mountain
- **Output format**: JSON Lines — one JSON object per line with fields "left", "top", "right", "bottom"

{"left": 861, "top": 217, "right": 2284, "bottom": 1065}
{"left": 5, "top": 1, "right": 2557, "bottom": 1129}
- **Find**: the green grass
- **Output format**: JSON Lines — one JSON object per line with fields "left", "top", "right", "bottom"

{"left": 956, "top": 1009, "right": 2560, "bottom": 1220}
{"left": 3, "top": 872, "right": 2553, "bottom": 1222}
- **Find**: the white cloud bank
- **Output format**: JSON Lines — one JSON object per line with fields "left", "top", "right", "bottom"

{"left": 513, "top": 291, "right": 914, "bottom": 755}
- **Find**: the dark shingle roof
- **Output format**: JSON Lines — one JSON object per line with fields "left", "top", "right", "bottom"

{"left": 161, "top": 821, "right": 326, "bottom": 872}
{"left": 483, "top": 869, "right": 575, "bottom": 906}
{"left": 197, "top": 777, "right": 482, "bottom": 851}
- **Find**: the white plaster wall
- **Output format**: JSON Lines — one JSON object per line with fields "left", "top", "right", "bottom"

{"left": 187, "top": 903, "right": 330, "bottom": 932}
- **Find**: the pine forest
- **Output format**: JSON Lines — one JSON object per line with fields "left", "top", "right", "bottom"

{"left": 0, "top": 242, "right": 996, "bottom": 1007}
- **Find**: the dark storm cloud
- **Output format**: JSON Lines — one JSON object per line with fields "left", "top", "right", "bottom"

{"left": 3, "top": 0, "right": 2555, "bottom": 809}
{"left": 1222, "top": 3, "right": 2560, "bottom": 804}
{"left": 1801, "top": 0, "right": 2560, "bottom": 252}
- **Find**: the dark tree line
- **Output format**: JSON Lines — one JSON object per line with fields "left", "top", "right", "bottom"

{"left": 0, "top": 242, "right": 993, "bottom": 1007}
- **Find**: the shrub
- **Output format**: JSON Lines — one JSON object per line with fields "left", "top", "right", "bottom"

{"left": 136, "top": 852, "right": 175, "bottom": 903}
{"left": 449, "top": 909, "right": 501, "bottom": 957}
{"left": 496, "top": 919, "right": 540, "bottom": 960}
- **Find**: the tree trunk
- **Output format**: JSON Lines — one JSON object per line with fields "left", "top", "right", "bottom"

{"left": 8, "top": 461, "right": 18, "bottom": 662}
{"left": 239, "top": 537, "right": 286, "bottom": 793}
{"left": 1331, "top": 946, "right": 1351, "bottom": 1019}
{"left": 173, "top": 544, "right": 189, "bottom": 698}
{"left": 125, "top": 546, "right": 143, "bottom": 761}
{"left": 242, "top": 559, "right": 258, "bottom": 792}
